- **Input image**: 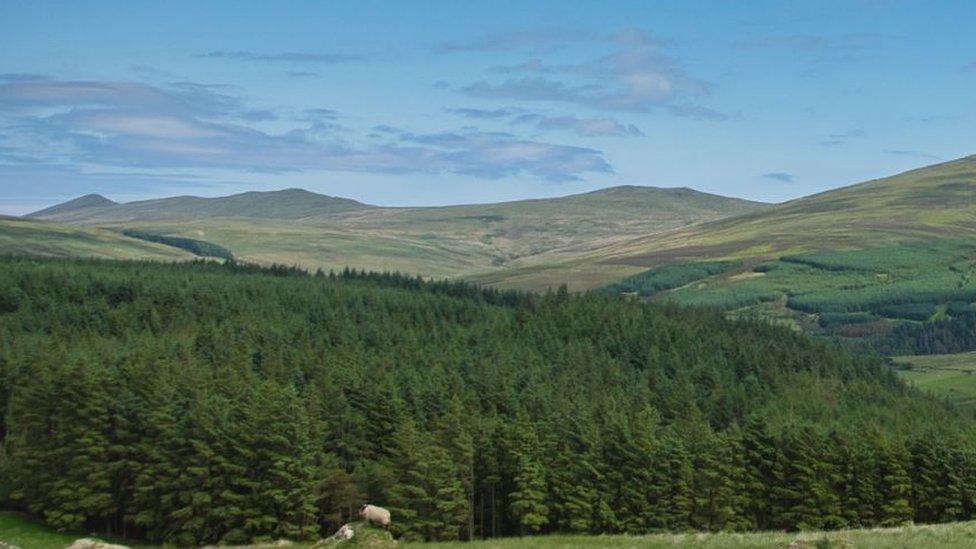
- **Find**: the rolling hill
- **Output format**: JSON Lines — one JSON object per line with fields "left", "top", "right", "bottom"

{"left": 478, "top": 155, "right": 976, "bottom": 343}
{"left": 16, "top": 185, "right": 768, "bottom": 278}
{"left": 0, "top": 217, "right": 195, "bottom": 261}
{"left": 26, "top": 188, "right": 371, "bottom": 222}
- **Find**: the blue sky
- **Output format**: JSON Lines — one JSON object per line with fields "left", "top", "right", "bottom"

{"left": 1, "top": 0, "right": 974, "bottom": 214}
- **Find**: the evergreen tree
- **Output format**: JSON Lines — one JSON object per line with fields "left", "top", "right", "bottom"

{"left": 877, "top": 439, "right": 913, "bottom": 527}
{"left": 507, "top": 412, "right": 549, "bottom": 535}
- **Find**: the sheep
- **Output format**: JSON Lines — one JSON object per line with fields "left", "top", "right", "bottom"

{"left": 358, "top": 503, "right": 391, "bottom": 529}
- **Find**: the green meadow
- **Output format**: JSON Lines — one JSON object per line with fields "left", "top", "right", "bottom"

{"left": 893, "top": 352, "right": 976, "bottom": 411}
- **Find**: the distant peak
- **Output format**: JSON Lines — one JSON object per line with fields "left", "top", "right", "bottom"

{"left": 75, "top": 193, "right": 116, "bottom": 204}
{"left": 25, "top": 193, "right": 117, "bottom": 218}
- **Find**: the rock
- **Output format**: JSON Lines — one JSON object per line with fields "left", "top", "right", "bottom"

{"left": 333, "top": 524, "right": 355, "bottom": 540}
{"left": 66, "top": 539, "right": 130, "bottom": 549}
{"left": 315, "top": 522, "right": 395, "bottom": 547}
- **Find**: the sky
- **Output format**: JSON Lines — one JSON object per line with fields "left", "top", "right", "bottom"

{"left": 1, "top": 0, "right": 974, "bottom": 215}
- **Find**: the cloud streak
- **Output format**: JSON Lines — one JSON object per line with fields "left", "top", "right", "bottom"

{"left": 511, "top": 114, "right": 642, "bottom": 137}
{"left": 735, "top": 34, "right": 887, "bottom": 68}
{"left": 448, "top": 107, "right": 518, "bottom": 119}
{"left": 435, "top": 29, "right": 607, "bottom": 54}
{"left": 448, "top": 106, "right": 644, "bottom": 137}
{"left": 762, "top": 172, "right": 794, "bottom": 183}
{"left": 884, "top": 149, "right": 939, "bottom": 160}
{"left": 196, "top": 50, "right": 364, "bottom": 63}
{"left": 820, "top": 129, "right": 865, "bottom": 147}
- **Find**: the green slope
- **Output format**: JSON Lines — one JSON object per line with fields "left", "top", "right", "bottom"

{"left": 893, "top": 352, "right": 976, "bottom": 411}
{"left": 25, "top": 185, "right": 769, "bottom": 278}
{"left": 478, "top": 155, "right": 976, "bottom": 293}
{"left": 0, "top": 217, "right": 195, "bottom": 261}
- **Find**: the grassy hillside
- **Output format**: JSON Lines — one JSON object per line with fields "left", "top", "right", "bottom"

{"left": 0, "top": 217, "right": 194, "bottom": 261}
{"left": 24, "top": 186, "right": 767, "bottom": 278}
{"left": 893, "top": 352, "right": 976, "bottom": 411}
{"left": 480, "top": 156, "right": 976, "bottom": 340}
{"left": 478, "top": 156, "right": 976, "bottom": 291}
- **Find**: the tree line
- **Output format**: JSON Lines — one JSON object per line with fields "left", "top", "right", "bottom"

{"left": 1, "top": 257, "right": 975, "bottom": 545}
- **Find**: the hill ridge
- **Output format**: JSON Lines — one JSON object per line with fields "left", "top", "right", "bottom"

{"left": 27, "top": 188, "right": 374, "bottom": 222}
{"left": 26, "top": 193, "right": 117, "bottom": 218}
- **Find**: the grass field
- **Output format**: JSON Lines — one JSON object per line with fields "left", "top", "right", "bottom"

{"left": 6, "top": 511, "right": 976, "bottom": 548}
{"left": 893, "top": 352, "right": 976, "bottom": 411}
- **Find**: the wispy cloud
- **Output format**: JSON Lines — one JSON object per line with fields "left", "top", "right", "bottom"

{"left": 884, "top": 149, "right": 939, "bottom": 160}
{"left": 459, "top": 29, "right": 723, "bottom": 117}
{"left": 399, "top": 130, "right": 611, "bottom": 180}
{"left": 735, "top": 34, "right": 886, "bottom": 67}
{"left": 448, "top": 106, "right": 644, "bottom": 137}
{"left": 240, "top": 109, "right": 278, "bottom": 122}
{"left": 820, "top": 129, "right": 865, "bottom": 147}
{"left": 0, "top": 73, "right": 50, "bottom": 82}
{"left": 196, "top": 50, "right": 364, "bottom": 63}
{"left": 511, "top": 114, "right": 642, "bottom": 137}
{"left": 0, "top": 78, "right": 241, "bottom": 116}
{"left": 762, "top": 172, "right": 794, "bottom": 183}
{"left": 435, "top": 29, "right": 606, "bottom": 54}
{"left": 448, "top": 107, "right": 518, "bottom": 119}
{"left": 0, "top": 78, "right": 610, "bottom": 182}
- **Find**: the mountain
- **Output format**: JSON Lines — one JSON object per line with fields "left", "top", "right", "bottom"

{"left": 17, "top": 185, "right": 769, "bottom": 278}
{"left": 26, "top": 193, "right": 117, "bottom": 219}
{"left": 477, "top": 156, "right": 976, "bottom": 343}
{"left": 26, "top": 188, "right": 372, "bottom": 222}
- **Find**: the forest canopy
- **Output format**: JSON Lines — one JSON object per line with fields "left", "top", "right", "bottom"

{"left": 1, "top": 257, "right": 976, "bottom": 545}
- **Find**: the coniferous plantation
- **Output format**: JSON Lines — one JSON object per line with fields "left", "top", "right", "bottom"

{"left": 1, "top": 257, "right": 976, "bottom": 545}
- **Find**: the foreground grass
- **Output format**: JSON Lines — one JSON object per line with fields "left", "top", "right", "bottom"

{"left": 6, "top": 511, "right": 976, "bottom": 548}
{"left": 0, "top": 511, "right": 152, "bottom": 549}
{"left": 894, "top": 352, "right": 976, "bottom": 411}
{"left": 414, "top": 522, "right": 976, "bottom": 548}
{"left": 0, "top": 511, "right": 85, "bottom": 549}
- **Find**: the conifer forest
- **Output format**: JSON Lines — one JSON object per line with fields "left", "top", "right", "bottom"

{"left": 3, "top": 257, "right": 976, "bottom": 545}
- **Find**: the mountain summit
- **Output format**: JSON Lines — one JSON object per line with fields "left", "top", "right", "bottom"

{"left": 26, "top": 188, "right": 373, "bottom": 222}
{"left": 26, "top": 194, "right": 117, "bottom": 219}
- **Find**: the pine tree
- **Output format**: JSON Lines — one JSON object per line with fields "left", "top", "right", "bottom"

{"left": 545, "top": 408, "right": 601, "bottom": 534}
{"left": 436, "top": 395, "right": 475, "bottom": 540}
{"left": 741, "top": 414, "right": 776, "bottom": 530}
{"left": 649, "top": 431, "right": 693, "bottom": 531}
{"left": 238, "top": 381, "right": 318, "bottom": 543}
{"left": 40, "top": 358, "right": 116, "bottom": 532}
{"left": 389, "top": 418, "right": 468, "bottom": 541}
{"left": 507, "top": 412, "right": 549, "bottom": 535}
{"left": 877, "top": 439, "right": 913, "bottom": 526}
